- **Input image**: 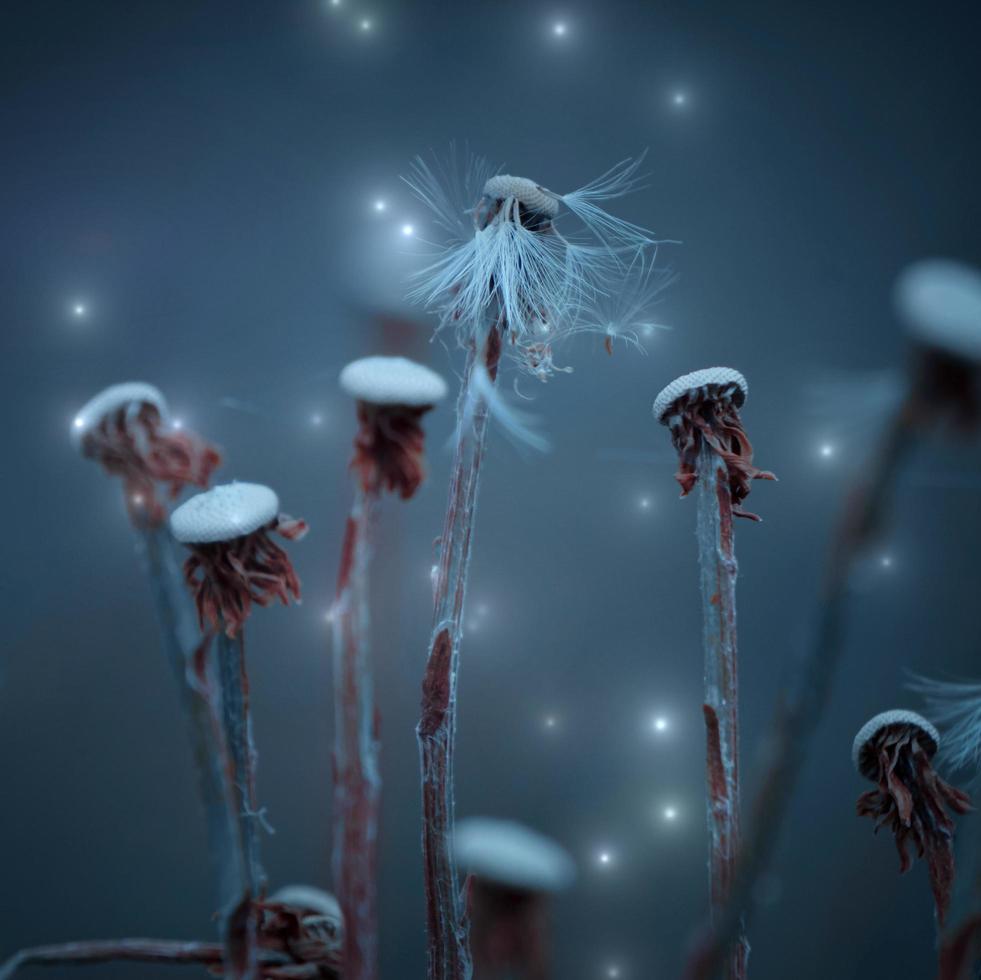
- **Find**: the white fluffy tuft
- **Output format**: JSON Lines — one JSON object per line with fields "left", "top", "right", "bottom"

{"left": 339, "top": 356, "right": 448, "bottom": 406}
{"left": 652, "top": 367, "right": 748, "bottom": 424}
{"left": 453, "top": 817, "right": 576, "bottom": 893}
{"left": 852, "top": 709, "right": 939, "bottom": 777}
{"left": 72, "top": 382, "right": 168, "bottom": 449}
{"left": 404, "top": 150, "right": 664, "bottom": 379}
{"left": 170, "top": 482, "right": 279, "bottom": 544}
{"left": 895, "top": 258, "right": 981, "bottom": 363}
{"left": 908, "top": 674, "right": 981, "bottom": 774}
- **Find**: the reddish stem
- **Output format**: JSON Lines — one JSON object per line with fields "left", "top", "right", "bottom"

{"left": 331, "top": 488, "right": 381, "bottom": 980}
{"left": 695, "top": 447, "right": 749, "bottom": 980}
{"left": 417, "top": 324, "right": 502, "bottom": 980}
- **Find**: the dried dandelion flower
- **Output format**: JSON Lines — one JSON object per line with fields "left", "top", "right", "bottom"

{"left": 854, "top": 709, "right": 972, "bottom": 925}
{"left": 454, "top": 818, "right": 575, "bottom": 980}
{"left": 340, "top": 355, "right": 448, "bottom": 499}
{"left": 331, "top": 356, "right": 447, "bottom": 980}
{"left": 406, "top": 153, "right": 659, "bottom": 380}
{"left": 73, "top": 381, "right": 220, "bottom": 526}
{"left": 171, "top": 482, "right": 308, "bottom": 638}
{"left": 653, "top": 367, "right": 775, "bottom": 522}
{"left": 895, "top": 258, "right": 981, "bottom": 428}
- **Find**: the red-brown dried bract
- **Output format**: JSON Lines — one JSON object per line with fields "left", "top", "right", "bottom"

{"left": 183, "top": 517, "right": 308, "bottom": 637}
{"left": 663, "top": 384, "right": 775, "bottom": 521}
{"left": 82, "top": 403, "right": 220, "bottom": 526}
{"left": 351, "top": 401, "right": 432, "bottom": 500}
{"left": 856, "top": 723, "right": 972, "bottom": 925}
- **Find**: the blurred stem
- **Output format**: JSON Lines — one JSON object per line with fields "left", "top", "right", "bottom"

{"left": 331, "top": 486, "right": 382, "bottom": 980}
{"left": 141, "top": 525, "right": 251, "bottom": 980}
{"left": 0, "top": 938, "right": 226, "bottom": 979}
{"left": 417, "top": 323, "right": 501, "bottom": 980}
{"left": 216, "top": 624, "right": 264, "bottom": 979}
{"left": 685, "top": 396, "right": 918, "bottom": 980}
{"left": 694, "top": 447, "right": 749, "bottom": 980}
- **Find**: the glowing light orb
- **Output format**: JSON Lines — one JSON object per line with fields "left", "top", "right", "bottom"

{"left": 373, "top": 199, "right": 387, "bottom": 212}
{"left": 553, "top": 22, "right": 567, "bottom": 36}
{"left": 401, "top": 223, "right": 415, "bottom": 237}
{"left": 672, "top": 91, "right": 687, "bottom": 107}
{"left": 639, "top": 495, "right": 652, "bottom": 511}
{"left": 653, "top": 716, "right": 668, "bottom": 733}
{"left": 663, "top": 805, "right": 678, "bottom": 821}
{"left": 311, "top": 412, "right": 324, "bottom": 427}
{"left": 597, "top": 850, "right": 613, "bottom": 866}
{"left": 359, "top": 17, "right": 372, "bottom": 31}
{"left": 607, "top": 967, "right": 622, "bottom": 980}
{"left": 72, "top": 302, "right": 87, "bottom": 317}
{"left": 819, "top": 443, "right": 834, "bottom": 458}
{"left": 72, "top": 416, "right": 85, "bottom": 430}
{"left": 544, "top": 715, "right": 558, "bottom": 729}
{"left": 172, "top": 418, "right": 184, "bottom": 431}
{"left": 880, "top": 554, "right": 893, "bottom": 569}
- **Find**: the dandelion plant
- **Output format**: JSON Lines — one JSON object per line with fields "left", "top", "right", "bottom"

{"left": 331, "top": 355, "right": 447, "bottom": 980}
{"left": 653, "top": 367, "right": 774, "bottom": 980}
{"left": 405, "top": 151, "right": 662, "bottom": 978}
{"left": 71, "top": 382, "right": 249, "bottom": 973}
{"left": 171, "top": 481, "right": 308, "bottom": 977}
{"left": 853, "top": 710, "right": 971, "bottom": 924}
{"left": 686, "top": 258, "right": 981, "bottom": 979}
{"left": 453, "top": 817, "right": 576, "bottom": 980}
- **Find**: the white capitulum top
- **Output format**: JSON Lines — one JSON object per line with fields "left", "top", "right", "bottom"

{"left": 483, "top": 175, "right": 560, "bottom": 218}
{"left": 339, "top": 356, "right": 449, "bottom": 407}
{"left": 269, "top": 885, "right": 342, "bottom": 924}
{"left": 170, "top": 482, "right": 279, "bottom": 545}
{"left": 453, "top": 817, "right": 576, "bottom": 893}
{"left": 71, "top": 382, "right": 169, "bottom": 449}
{"left": 894, "top": 259, "right": 981, "bottom": 363}
{"left": 652, "top": 367, "right": 748, "bottom": 424}
{"left": 851, "top": 709, "right": 940, "bottom": 776}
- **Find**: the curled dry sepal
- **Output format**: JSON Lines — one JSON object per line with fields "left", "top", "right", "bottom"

{"left": 76, "top": 387, "right": 220, "bottom": 527}
{"left": 182, "top": 516, "right": 308, "bottom": 637}
{"left": 171, "top": 483, "right": 308, "bottom": 637}
{"left": 350, "top": 402, "right": 433, "bottom": 500}
{"left": 340, "top": 355, "right": 448, "bottom": 500}
{"left": 855, "top": 719, "right": 972, "bottom": 925}
{"left": 654, "top": 368, "right": 775, "bottom": 521}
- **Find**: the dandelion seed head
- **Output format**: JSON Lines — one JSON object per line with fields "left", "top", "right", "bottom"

{"left": 404, "top": 151, "right": 663, "bottom": 380}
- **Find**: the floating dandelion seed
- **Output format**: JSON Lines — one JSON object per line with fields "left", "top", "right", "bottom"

{"left": 407, "top": 148, "right": 661, "bottom": 979}
{"left": 454, "top": 818, "right": 576, "bottom": 980}
{"left": 654, "top": 367, "right": 773, "bottom": 979}
{"left": 172, "top": 482, "right": 308, "bottom": 974}
{"left": 331, "top": 356, "right": 446, "bottom": 980}
{"left": 854, "top": 710, "right": 971, "bottom": 925}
